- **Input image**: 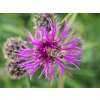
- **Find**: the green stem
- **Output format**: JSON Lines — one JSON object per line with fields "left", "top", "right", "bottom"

{"left": 68, "top": 13, "right": 78, "bottom": 26}
{"left": 49, "top": 80, "right": 54, "bottom": 88}
{"left": 61, "top": 13, "right": 73, "bottom": 24}
{"left": 25, "top": 77, "right": 31, "bottom": 88}
{"left": 61, "top": 13, "right": 78, "bottom": 26}
{"left": 58, "top": 76, "right": 64, "bottom": 88}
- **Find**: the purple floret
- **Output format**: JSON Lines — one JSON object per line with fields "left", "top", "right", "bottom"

{"left": 16, "top": 20, "right": 82, "bottom": 80}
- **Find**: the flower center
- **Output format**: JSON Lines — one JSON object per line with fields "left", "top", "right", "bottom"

{"left": 39, "top": 41, "right": 64, "bottom": 62}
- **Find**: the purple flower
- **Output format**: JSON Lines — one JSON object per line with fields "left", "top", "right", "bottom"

{"left": 16, "top": 19, "right": 82, "bottom": 80}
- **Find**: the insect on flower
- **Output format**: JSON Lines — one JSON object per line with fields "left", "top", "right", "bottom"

{"left": 15, "top": 14, "right": 82, "bottom": 80}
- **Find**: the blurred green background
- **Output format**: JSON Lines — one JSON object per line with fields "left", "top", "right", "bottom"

{"left": 0, "top": 13, "right": 99, "bottom": 88}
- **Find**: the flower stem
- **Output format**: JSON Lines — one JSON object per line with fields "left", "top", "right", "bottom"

{"left": 58, "top": 75, "right": 64, "bottom": 88}
{"left": 61, "top": 13, "right": 78, "bottom": 26}
{"left": 68, "top": 13, "right": 78, "bottom": 26}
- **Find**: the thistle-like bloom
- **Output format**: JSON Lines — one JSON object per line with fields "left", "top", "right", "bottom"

{"left": 3, "top": 37, "right": 27, "bottom": 79}
{"left": 16, "top": 18, "right": 82, "bottom": 80}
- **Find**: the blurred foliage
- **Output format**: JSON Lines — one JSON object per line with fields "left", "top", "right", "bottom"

{"left": 0, "top": 13, "right": 100, "bottom": 88}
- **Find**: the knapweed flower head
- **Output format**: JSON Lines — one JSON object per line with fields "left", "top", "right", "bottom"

{"left": 3, "top": 37, "right": 26, "bottom": 60}
{"left": 4, "top": 14, "right": 82, "bottom": 80}
{"left": 33, "top": 13, "right": 55, "bottom": 31}
{"left": 3, "top": 37, "right": 27, "bottom": 79}
{"left": 15, "top": 14, "right": 82, "bottom": 80}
